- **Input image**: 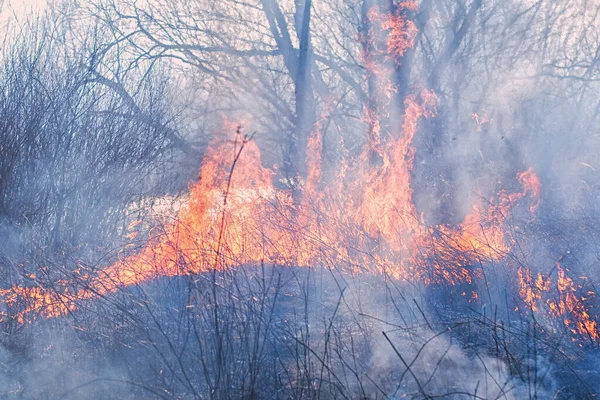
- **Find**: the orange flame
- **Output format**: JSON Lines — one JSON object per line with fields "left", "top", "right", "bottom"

{"left": 0, "top": 92, "right": 543, "bottom": 323}
{"left": 548, "top": 265, "right": 599, "bottom": 343}
{"left": 517, "top": 262, "right": 599, "bottom": 344}
{"left": 0, "top": 4, "right": 572, "bottom": 339}
{"left": 517, "top": 168, "right": 542, "bottom": 213}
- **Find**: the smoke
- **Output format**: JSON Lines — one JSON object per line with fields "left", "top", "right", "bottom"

{"left": 367, "top": 326, "right": 556, "bottom": 399}
{"left": 2, "top": 0, "right": 600, "bottom": 398}
{"left": 0, "top": 321, "right": 134, "bottom": 399}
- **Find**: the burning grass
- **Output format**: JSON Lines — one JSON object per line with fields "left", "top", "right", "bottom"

{"left": 1, "top": 90, "right": 596, "bottom": 352}
{"left": 1, "top": 3, "right": 599, "bottom": 397}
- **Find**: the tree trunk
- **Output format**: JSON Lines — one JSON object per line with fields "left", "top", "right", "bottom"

{"left": 291, "top": 0, "right": 315, "bottom": 184}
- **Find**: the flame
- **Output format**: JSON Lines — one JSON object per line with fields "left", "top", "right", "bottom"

{"left": 548, "top": 265, "right": 599, "bottom": 343}
{"left": 517, "top": 168, "right": 542, "bottom": 213}
{"left": 378, "top": 8, "right": 418, "bottom": 64}
{"left": 517, "top": 262, "right": 599, "bottom": 344}
{"left": 0, "top": 93, "right": 542, "bottom": 323}
{"left": 362, "top": 3, "right": 418, "bottom": 121}
{"left": 518, "top": 267, "right": 550, "bottom": 312}
{"left": 3, "top": 4, "right": 586, "bottom": 344}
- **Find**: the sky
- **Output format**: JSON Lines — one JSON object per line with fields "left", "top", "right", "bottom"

{"left": 0, "top": 0, "right": 47, "bottom": 28}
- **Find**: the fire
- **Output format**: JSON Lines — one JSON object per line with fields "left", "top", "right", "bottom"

{"left": 517, "top": 262, "right": 599, "bottom": 344}
{"left": 362, "top": 2, "right": 418, "bottom": 114}
{"left": 371, "top": 4, "right": 418, "bottom": 63}
{"left": 518, "top": 168, "right": 542, "bottom": 213}
{"left": 549, "top": 265, "right": 599, "bottom": 343}
{"left": 2, "top": 3, "right": 596, "bottom": 346}
{"left": 518, "top": 267, "right": 550, "bottom": 312}
{"left": 0, "top": 94, "right": 543, "bottom": 323}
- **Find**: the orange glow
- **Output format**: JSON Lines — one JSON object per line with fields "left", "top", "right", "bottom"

{"left": 0, "top": 92, "right": 543, "bottom": 323}
{"left": 517, "top": 168, "right": 542, "bottom": 213}
{"left": 548, "top": 265, "right": 599, "bottom": 343}
{"left": 517, "top": 262, "right": 599, "bottom": 344}
{"left": 4, "top": 3, "right": 595, "bottom": 346}
{"left": 367, "top": 3, "right": 418, "bottom": 65}
{"left": 517, "top": 267, "right": 550, "bottom": 312}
